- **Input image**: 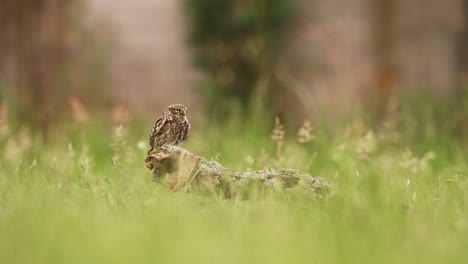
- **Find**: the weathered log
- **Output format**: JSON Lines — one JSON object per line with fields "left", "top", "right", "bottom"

{"left": 144, "top": 145, "right": 329, "bottom": 197}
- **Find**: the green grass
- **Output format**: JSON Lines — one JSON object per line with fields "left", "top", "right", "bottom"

{"left": 0, "top": 109, "right": 467, "bottom": 264}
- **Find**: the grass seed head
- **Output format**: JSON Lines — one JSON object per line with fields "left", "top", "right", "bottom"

{"left": 297, "top": 119, "right": 315, "bottom": 144}
{"left": 271, "top": 117, "right": 285, "bottom": 158}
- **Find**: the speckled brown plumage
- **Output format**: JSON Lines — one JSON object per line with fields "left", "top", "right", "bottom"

{"left": 148, "top": 104, "right": 190, "bottom": 154}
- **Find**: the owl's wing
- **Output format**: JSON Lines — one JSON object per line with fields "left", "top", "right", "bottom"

{"left": 182, "top": 121, "right": 190, "bottom": 141}
{"left": 148, "top": 117, "right": 166, "bottom": 150}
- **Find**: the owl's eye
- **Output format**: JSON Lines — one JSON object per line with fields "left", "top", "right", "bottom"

{"left": 174, "top": 109, "right": 181, "bottom": 113}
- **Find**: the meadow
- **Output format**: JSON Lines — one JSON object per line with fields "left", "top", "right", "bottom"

{"left": 0, "top": 99, "right": 467, "bottom": 264}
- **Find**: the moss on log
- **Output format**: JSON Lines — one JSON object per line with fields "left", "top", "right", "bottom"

{"left": 144, "top": 145, "right": 329, "bottom": 197}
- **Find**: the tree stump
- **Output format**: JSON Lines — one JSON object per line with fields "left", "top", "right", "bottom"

{"left": 144, "top": 145, "right": 329, "bottom": 197}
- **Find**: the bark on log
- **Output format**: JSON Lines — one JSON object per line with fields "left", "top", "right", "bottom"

{"left": 144, "top": 145, "right": 329, "bottom": 197}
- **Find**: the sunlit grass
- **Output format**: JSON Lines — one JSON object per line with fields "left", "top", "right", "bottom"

{"left": 0, "top": 100, "right": 467, "bottom": 264}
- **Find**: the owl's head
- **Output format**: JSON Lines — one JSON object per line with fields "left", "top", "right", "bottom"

{"left": 166, "top": 104, "right": 188, "bottom": 117}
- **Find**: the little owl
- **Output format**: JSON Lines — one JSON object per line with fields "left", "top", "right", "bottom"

{"left": 148, "top": 104, "right": 191, "bottom": 154}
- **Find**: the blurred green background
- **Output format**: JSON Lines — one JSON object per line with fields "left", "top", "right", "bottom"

{"left": 0, "top": 1, "right": 467, "bottom": 264}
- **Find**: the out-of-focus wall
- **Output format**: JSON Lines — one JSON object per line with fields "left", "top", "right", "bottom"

{"left": 282, "top": 0, "right": 465, "bottom": 117}
{"left": 281, "top": 0, "right": 375, "bottom": 117}
{"left": 87, "top": 0, "right": 200, "bottom": 116}
{"left": 394, "top": 0, "right": 464, "bottom": 93}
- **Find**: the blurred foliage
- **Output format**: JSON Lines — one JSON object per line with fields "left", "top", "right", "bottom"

{"left": 183, "top": 0, "right": 294, "bottom": 118}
